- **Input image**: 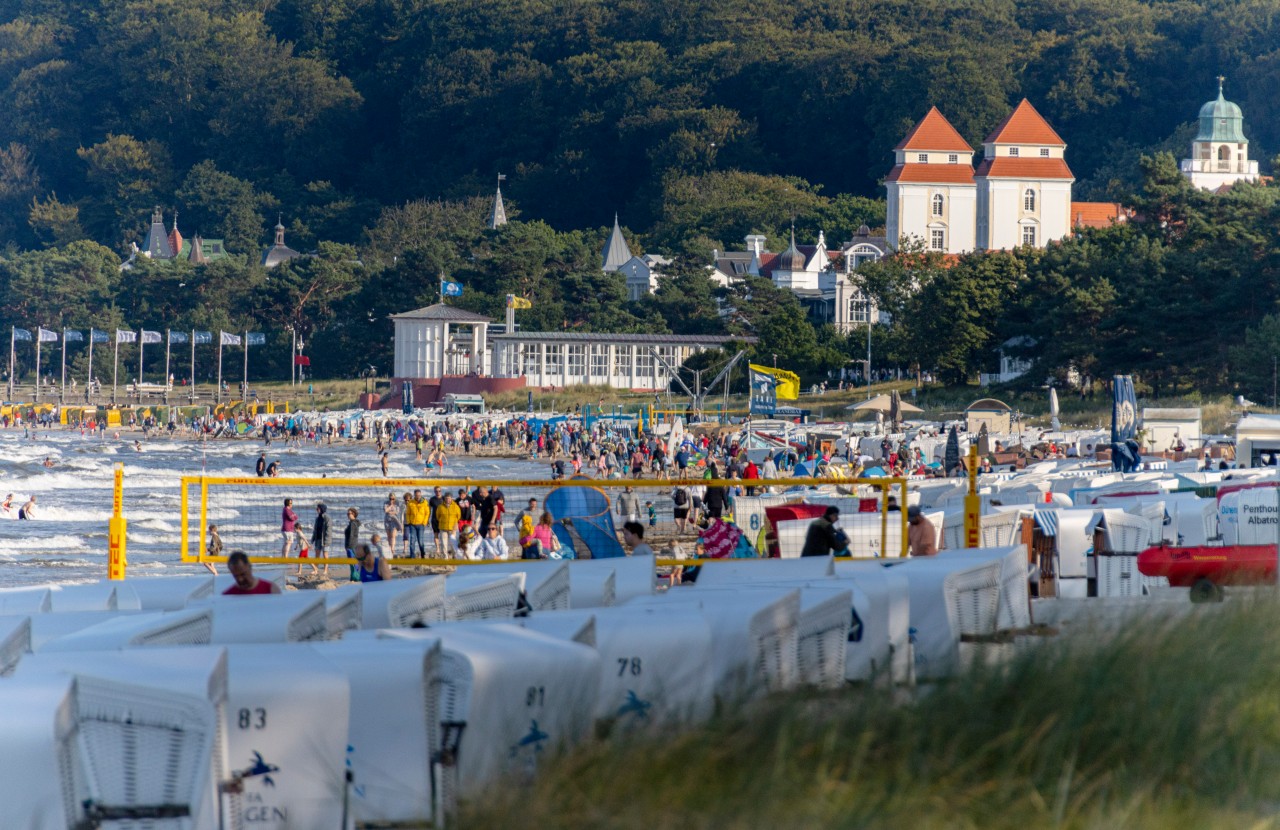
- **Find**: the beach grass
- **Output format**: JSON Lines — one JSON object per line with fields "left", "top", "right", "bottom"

{"left": 462, "top": 598, "right": 1280, "bottom": 829}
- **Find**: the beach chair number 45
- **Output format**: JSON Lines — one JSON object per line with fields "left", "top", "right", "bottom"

{"left": 617, "top": 657, "right": 642, "bottom": 676}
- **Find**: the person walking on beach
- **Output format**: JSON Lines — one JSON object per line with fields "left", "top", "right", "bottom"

{"left": 435, "top": 492, "right": 462, "bottom": 557}
{"left": 380, "top": 452, "right": 389, "bottom": 477}
{"left": 383, "top": 492, "right": 402, "bottom": 554}
{"left": 617, "top": 486, "right": 641, "bottom": 523}
{"left": 256, "top": 453, "right": 266, "bottom": 477}
{"left": 907, "top": 506, "right": 938, "bottom": 557}
{"left": 310, "top": 503, "right": 331, "bottom": 576}
{"left": 344, "top": 507, "right": 362, "bottom": 563}
{"left": 223, "top": 551, "right": 281, "bottom": 595}
{"left": 404, "top": 489, "right": 429, "bottom": 557}
{"left": 801, "top": 506, "right": 843, "bottom": 557}
{"left": 281, "top": 498, "right": 299, "bottom": 557}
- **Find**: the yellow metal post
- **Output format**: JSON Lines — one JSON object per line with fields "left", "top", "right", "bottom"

{"left": 964, "top": 444, "right": 981, "bottom": 548}
{"left": 107, "top": 462, "right": 127, "bottom": 580}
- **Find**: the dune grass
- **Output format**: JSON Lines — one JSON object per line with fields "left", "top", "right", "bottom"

{"left": 463, "top": 600, "right": 1280, "bottom": 829}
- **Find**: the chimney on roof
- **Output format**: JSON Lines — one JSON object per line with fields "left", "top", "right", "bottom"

{"left": 744, "top": 234, "right": 767, "bottom": 256}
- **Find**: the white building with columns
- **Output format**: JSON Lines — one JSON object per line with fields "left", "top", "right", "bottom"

{"left": 1180, "top": 78, "right": 1259, "bottom": 191}
{"left": 391, "top": 304, "right": 490, "bottom": 378}
{"left": 489, "top": 332, "right": 747, "bottom": 391}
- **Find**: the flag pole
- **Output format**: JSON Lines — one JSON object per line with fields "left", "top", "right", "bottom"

{"left": 87, "top": 332, "right": 94, "bottom": 403}
{"left": 7, "top": 326, "right": 13, "bottom": 402}
{"left": 137, "top": 329, "right": 144, "bottom": 400}
{"left": 60, "top": 328, "right": 66, "bottom": 404}
{"left": 216, "top": 335, "right": 223, "bottom": 405}
{"left": 34, "top": 330, "right": 41, "bottom": 403}
{"left": 189, "top": 330, "right": 195, "bottom": 404}
{"left": 165, "top": 330, "right": 171, "bottom": 391}
{"left": 242, "top": 330, "right": 249, "bottom": 401}
{"left": 112, "top": 332, "right": 119, "bottom": 405}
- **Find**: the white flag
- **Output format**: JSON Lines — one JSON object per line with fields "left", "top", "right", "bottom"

{"left": 36, "top": 328, "right": 57, "bottom": 342}
{"left": 140, "top": 330, "right": 162, "bottom": 344}
{"left": 220, "top": 331, "right": 242, "bottom": 346}
{"left": 116, "top": 329, "right": 137, "bottom": 343}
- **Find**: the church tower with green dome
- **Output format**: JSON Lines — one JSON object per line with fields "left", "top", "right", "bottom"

{"left": 1181, "top": 77, "right": 1259, "bottom": 191}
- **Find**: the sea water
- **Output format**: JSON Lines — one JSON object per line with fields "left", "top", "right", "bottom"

{"left": 0, "top": 431, "right": 547, "bottom": 588}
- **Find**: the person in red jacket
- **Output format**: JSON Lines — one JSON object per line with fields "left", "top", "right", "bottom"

{"left": 223, "top": 551, "right": 281, "bottom": 595}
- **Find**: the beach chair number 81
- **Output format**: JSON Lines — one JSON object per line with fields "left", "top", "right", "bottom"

{"left": 617, "top": 657, "right": 642, "bottom": 676}
{"left": 526, "top": 686, "right": 545, "bottom": 707}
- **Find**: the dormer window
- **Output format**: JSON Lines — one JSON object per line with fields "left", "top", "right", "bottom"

{"left": 917, "top": 153, "right": 928, "bottom": 163}
{"left": 1008, "top": 147, "right": 1020, "bottom": 157}
{"left": 948, "top": 154, "right": 958, "bottom": 164}
{"left": 1039, "top": 148, "right": 1050, "bottom": 157}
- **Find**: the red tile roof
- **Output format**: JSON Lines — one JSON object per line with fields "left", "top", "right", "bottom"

{"left": 885, "top": 164, "right": 976, "bottom": 184}
{"left": 974, "top": 157, "right": 1074, "bottom": 180}
{"left": 1071, "top": 202, "right": 1127, "bottom": 228}
{"left": 984, "top": 99, "right": 1065, "bottom": 146}
{"left": 894, "top": 107, "right": 973, "bottom": 152}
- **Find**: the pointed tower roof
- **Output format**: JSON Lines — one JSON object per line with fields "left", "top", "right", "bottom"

{"left": 142, "top": 207, "right": 173, "bottom": 259}
{"left": 776, "top": 227, "right": 806, "bottom": 272}
{"left": 188, "top": 234, "right": 207, "bottom": 265}
{"left": 894, "top": 107, "right": 973, "bottom": 152}
{"left": 601, "top": 215, "right": 632, "bottom": 272}
{"left": 488, "top": 174, "right": 508, "bottom": 229}
{"left": 984, "top": 99, "right": 1065, "bottom": 145}
{"left": 167, "top": 211, "right": 183, "bottom": 260}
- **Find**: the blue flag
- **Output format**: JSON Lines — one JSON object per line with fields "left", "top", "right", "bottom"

{"left": 1111, "top": 375, "right": 1138, "bottom": 472}
{"left": 246, "top": 332, "right": 266, "bottom": 346}
{"left": 193, "top": 331, "right": 212, "bottom": 345}
{"left": 442, "top": 281, "right": 463, "bottom": 297}
{"left": 64, "top": 330, "right": 84, "bottom": 342}
{"left": 90, "top": 329, "right": 109, "bottom": 344}
{"left": 168, "top": 331, "right": 188, "bottom": 344}
{"left": 12, "top": 328, "right": 30, "bottom": 342}
{"left": 749, "top": 367, "right": 777, "bottom": 417}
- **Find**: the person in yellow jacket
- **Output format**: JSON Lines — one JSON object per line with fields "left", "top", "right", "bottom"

{"left": 434, "top": 491, "right": 463, "bottom": 556}
{"left": 403, "top": 489, "right": 431, "bottom": 558}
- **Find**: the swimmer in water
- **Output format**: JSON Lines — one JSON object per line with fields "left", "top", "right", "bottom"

{"left": 0, "top": 494, "right": 12, "bottom": 517}
{"left": 41, "top": 457, "right": 54, "bottom": 468}
{"left": 17, "top": 495, "right": 35, "bottom": 520}
{"left": 134, "top": 441, "right": 142, "bottom": 451}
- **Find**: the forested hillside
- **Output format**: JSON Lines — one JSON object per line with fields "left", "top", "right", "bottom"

{"left": 1, "top": 0, "right": 1280, "bottom": 392}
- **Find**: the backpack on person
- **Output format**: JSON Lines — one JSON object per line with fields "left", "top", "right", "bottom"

{"left": 673, "top": 487, "right": 688, "bottom": 507}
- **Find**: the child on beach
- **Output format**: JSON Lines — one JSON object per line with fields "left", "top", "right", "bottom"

{"left": 646, "top": 501, "right": 657, "bottom": 528}
{"left": 205, "top": 524, "right": 222, "bottom": 574}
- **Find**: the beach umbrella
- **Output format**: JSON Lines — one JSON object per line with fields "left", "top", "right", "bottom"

{"left": 846, "top": 394, "right": 923, "bottom": 414}
{"left": 944, "top": 425, "right": 960, "bottom": 474}
{"left": 1049, "top": 387, "right": 1060, "bottom": 431}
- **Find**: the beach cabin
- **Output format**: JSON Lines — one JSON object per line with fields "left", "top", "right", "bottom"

{"left": 1142, "top": 407, "right": 1201, "bottom": 453}
{"left": 443, "top": 392, "right": 486, "bottom": 414}
{"left": 965, "top": 398, "right": 1015, "bottom": 434}
{"left": 1236, "top": 414, "right": 1280, "bottom": 468}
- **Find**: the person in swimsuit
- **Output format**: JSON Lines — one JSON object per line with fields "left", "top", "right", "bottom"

{"left": 1, "top": 494, "right": 12, "bottom": 517}
{"left": 354, "top": 543, "right": 389, "bottom": 582}
{"left": 17, "top": 496, "right": 35, "bottom": 520}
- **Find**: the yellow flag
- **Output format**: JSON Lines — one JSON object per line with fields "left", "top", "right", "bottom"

{"left": 508, "top": 295, "right": 532, "bottom": 309}
{"left": 748, "top": 363, "right": 801, "bottom": 400}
